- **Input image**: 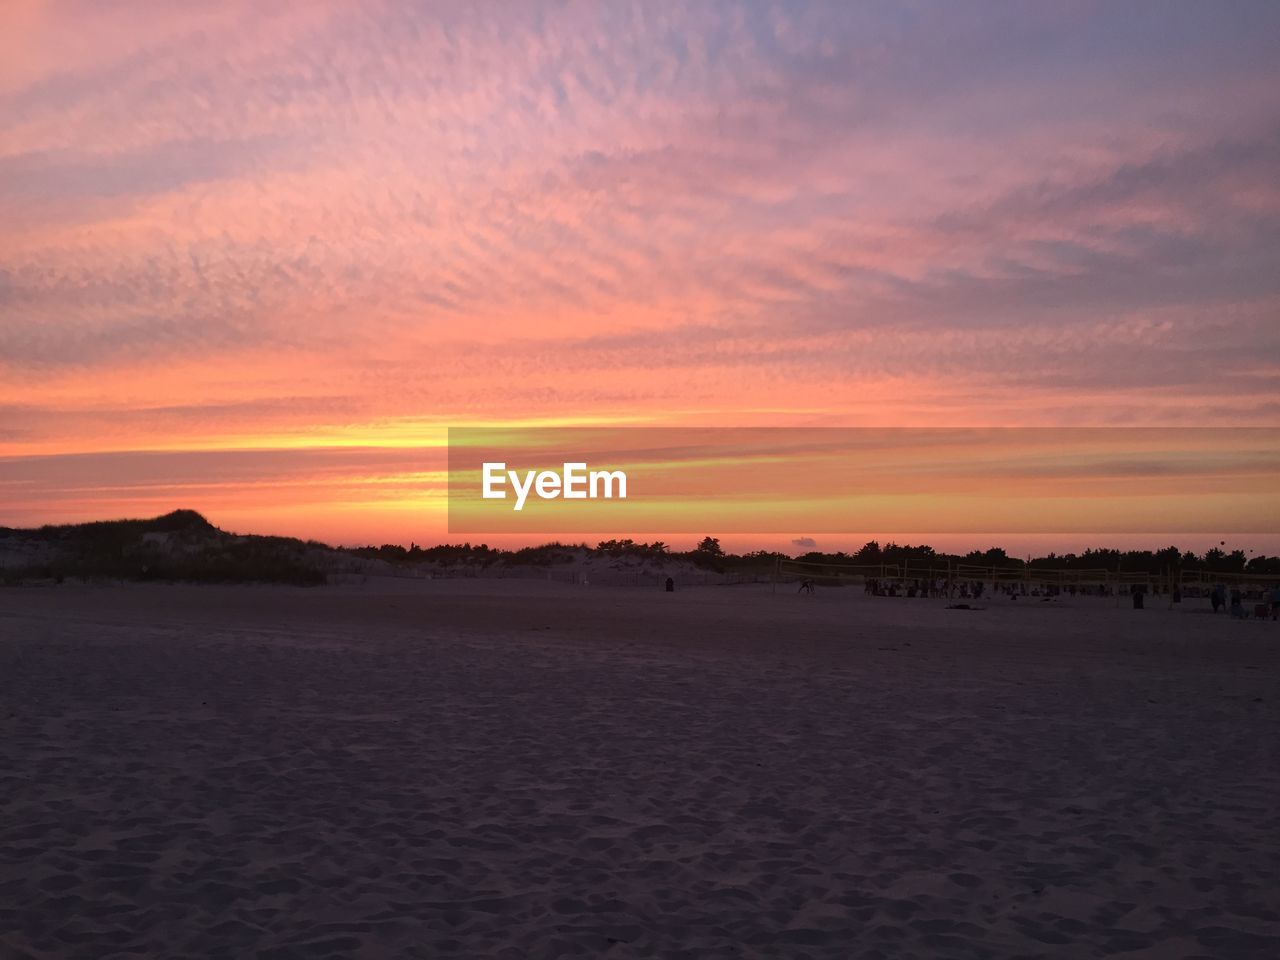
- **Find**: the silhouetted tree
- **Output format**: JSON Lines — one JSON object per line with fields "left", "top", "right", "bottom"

{"left": 696, "top": 536, "right": 723, "bottom": 557}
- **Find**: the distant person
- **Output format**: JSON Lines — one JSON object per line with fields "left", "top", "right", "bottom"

{"left": 665, "top": 576, "right": 674, "bottom": 593}
{"left": 1272, "top": 585, "right": 1280, "bottom": 621}
{"left": 1211, "top": 584, "right": 1225, "bottom": 614}
{"left": 798, "top": 578, "right": 815, "bottom": 595}
{"left": 1229, "top": 588, "right": 1244, "bottom": 619}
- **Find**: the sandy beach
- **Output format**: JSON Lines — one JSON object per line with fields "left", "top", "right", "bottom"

{"left": 2, "top": 580, "right": 1279, "bottom": 959}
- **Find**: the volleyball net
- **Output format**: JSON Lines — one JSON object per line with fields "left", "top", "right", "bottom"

{"left": 780, "top": 557, "right": 1108, "bottom": 581}
{"left": 771, "top": 557, "right": 1266, "bottom": 592}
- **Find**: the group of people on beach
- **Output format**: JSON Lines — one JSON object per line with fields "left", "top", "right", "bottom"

{"left": 791, "top": 570, "right": 1280, "bottom": 619}
{"left": 862, "top": 578, "right": 1115, "bottom": 600}
{"left": 864, "top": 577, "right": 986, "bottom": 599}
{"left": 1210, "top": 583, "right": 1280, "bottom": 620}
{"left": 1210, "top": 584, "right": 1238, "bottom": 617}
{"left": 847, "top": 577, "right": 1280, "bottom": 619}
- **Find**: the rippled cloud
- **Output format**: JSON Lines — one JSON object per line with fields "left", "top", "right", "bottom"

{"left": 2, "top": 1, "right": 1278, "bottom": 536}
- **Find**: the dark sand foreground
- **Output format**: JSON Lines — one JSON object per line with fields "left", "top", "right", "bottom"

{"left": 2, "top": 581, "right": 1279, "bottom": 958}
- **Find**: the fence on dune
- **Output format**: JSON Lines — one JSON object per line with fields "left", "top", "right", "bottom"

{"left": 347, "top": 562, "right": 772, "bottom": 588}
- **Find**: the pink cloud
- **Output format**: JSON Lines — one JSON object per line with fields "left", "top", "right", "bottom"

{"left": 2, "top": 2, "right": 1278, "bottom": 536}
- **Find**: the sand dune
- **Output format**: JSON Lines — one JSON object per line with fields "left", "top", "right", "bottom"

{"left": 2, "top": 581, "right": 1279, "bottom": 958}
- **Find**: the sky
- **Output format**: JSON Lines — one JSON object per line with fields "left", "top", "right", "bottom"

{"left": 2, "top": 1, "right": 1279, "bottom": 550}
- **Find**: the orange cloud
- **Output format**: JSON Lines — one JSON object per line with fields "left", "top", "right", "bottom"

{"left": 2, "top": 2, "right": 1279, "bottom": 544}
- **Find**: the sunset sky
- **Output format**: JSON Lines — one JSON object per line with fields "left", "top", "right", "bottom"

{"left": 3, "top": 1, "right": 1279, "bottom": 550}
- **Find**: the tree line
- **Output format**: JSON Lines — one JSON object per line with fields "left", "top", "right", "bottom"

{"left": 352, "top": 537, "right": 1280, "bottom": 575}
